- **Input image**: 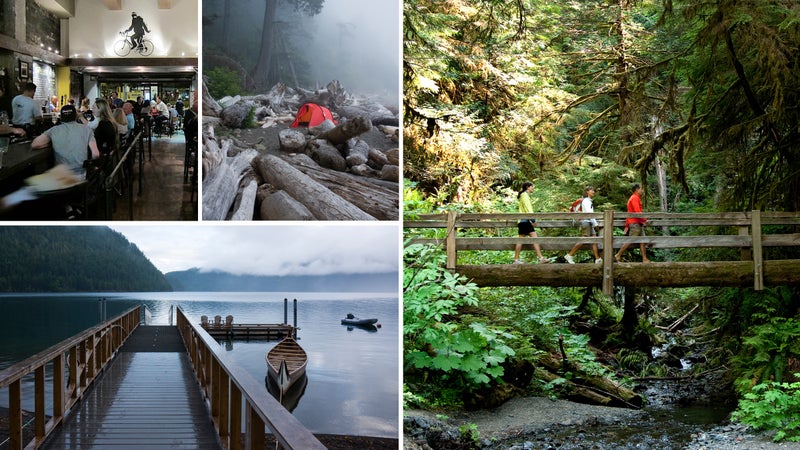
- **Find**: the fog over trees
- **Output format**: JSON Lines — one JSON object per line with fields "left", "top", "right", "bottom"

{"left": 204, "top": 0, "right": 399, "bottom": 102}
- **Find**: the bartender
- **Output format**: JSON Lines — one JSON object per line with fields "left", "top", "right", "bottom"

{"left": 11, "top": 82, "right": 43, "bottom": 135}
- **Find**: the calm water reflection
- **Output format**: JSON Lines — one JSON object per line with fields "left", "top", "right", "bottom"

{"left": 0, "top": 292, "right": 399, "bottom": 438}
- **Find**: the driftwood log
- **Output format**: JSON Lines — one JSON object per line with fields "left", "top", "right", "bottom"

{"left": 230, "top": 177, "right": 258, "bottom": 221}
{"left": 286, "top": 154, "right": 399, "bottom": 220}
{"left": 257, "top": 187, "right": 315, "bottom": 220}
{"left": 316, "top": 116, "right": 372, "bottom": 145}
{"left": 202, "top": 127, "right": 259, "bottom": 220}
{"left": 252, "top": 154, "right": 376, "bottom": 221}
{"left": 538, "top": 353, "right": 643, "bottom": 408}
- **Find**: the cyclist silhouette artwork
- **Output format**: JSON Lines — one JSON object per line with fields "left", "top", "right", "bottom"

{"left": 114, "top": 12, "right": 154, "bottom": 56}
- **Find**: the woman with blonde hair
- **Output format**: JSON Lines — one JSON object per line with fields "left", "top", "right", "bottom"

{"left": 91, "top": 99, "right": 118, "bottom": 155}
{"left": 112, "top": 108, "right": 129, "bottom": 138}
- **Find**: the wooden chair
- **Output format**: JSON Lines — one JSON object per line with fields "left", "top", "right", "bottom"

{"left": 225, "top": 315, "right": 233, "bottom": 328}
{"left": 200, "top": 315, "right": 208, "bottom": 328}
{"left": 213, "top": 315, "right": 222, "bottom": 328}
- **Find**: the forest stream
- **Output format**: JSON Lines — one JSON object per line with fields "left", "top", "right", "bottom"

{"left": 405, "top": 337, "right": 797, "bottom": 450}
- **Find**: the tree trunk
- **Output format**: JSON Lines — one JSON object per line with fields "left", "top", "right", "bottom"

{"left": 221, "top": 0, "right": 231, "bottom": 53}
{"left": 655, "top": 156, "right": 669, "bottom": 236}
{"left": 253, "top": 0, "right": 277, "bottom": 89}
{"left": 620, "top": 286, "right": 637, "bottom": 340}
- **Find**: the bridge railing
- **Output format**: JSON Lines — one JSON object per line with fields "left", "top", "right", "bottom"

{"left": 405, "top": 210, "right": 800, "bottom": 294}
{"left": 176, "top": 307, "right": 325, "bottom": 450}
{"left": 0, "top": 306, "right": 141, "bottom": 450}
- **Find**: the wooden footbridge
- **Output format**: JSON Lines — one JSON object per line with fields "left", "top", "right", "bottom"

{"left": 0, "top": 306, "right": 326, "bottom": 450}
{"left": 405, "top": 210, "right": 800, "bottom": 295}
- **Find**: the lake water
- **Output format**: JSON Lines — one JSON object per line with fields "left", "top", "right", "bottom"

{"left": 0, "top": 292, "right": 399, "bottom": 439}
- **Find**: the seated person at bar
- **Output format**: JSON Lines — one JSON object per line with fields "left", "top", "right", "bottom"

{"left": 89, "top": 100, "right": 118, "bottom": 155}
{"left": 153, "top": 97, "right": 170, "bottom": 131}
{"left": 47, "top": 95, "right": 59, "bottom": 113}
{"left": 112, "top": 108, "right": 129, "bottom": 138}
{"left": 11, "top": 83, "right": 43, "bottom": 133}
{"left": 0, "top": 125, "right": 26, "bottom": 136}
{"left": 122, "top": 101, "right": 135, "bottom": 135}
{"left": 31, "top": 105, "right": 99, "bottom": 176}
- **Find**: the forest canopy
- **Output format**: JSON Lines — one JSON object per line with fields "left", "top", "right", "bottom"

{"left": 403, "top": 0, "right": 800, "bottom": 212}
{"left": 0, "top": 227, "right": 172, "bottom": 292}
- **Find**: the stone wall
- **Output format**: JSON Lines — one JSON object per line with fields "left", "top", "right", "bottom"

{"left": 25, "top": 1, "right": 60, "bottom": 51}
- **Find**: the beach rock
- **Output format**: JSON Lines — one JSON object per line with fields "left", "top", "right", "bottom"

{"left": 279, "top": 129, "right": 307, "bottom": 152}
{"left": 308, "top": 140, "right": 346, "bottom": 172}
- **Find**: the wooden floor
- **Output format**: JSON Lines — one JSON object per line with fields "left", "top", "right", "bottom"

{"left": 43, "top": 327, "right": 220, "bottom": 449}
{"left": 109, "top": 130, "right": 197, "bottom": 221}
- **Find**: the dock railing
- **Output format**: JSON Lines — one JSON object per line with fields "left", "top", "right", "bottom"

{"left": 176, "top": 307, "right": 326, "bottom": 450}
{"left": 405, "top": 210, "right": 800, "bottom": 295}
{"left": 0, "top": 306, "right": 141, "bottom": 450}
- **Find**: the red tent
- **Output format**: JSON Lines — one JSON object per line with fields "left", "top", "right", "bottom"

{"left": 290, "top": 103, "right": 337, "bottom": 128}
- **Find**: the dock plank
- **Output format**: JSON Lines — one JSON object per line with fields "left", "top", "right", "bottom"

{"left": 43, "top": 327, "right": 221, "bottom": 450}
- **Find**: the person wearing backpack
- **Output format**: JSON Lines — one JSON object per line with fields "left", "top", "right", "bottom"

{"left": 513, "top": 181, "right": 552, "bottom": 264}
{"left": 615, "top": 183, "right": 651, "bottom": 263}
{"left": 565, "top": 186, "right": 602, "bottom": 264}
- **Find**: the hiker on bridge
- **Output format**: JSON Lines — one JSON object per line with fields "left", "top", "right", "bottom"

{"left": 513, "top": 181, "right": 552, "bottom": 264}
{"left": 565, "top": 186, "right": 602, "bottom": 264}
{"left": 615, "top": 183, "right": 651, "bottom": 263}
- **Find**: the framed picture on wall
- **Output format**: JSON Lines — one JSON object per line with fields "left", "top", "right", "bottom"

{"left": 19, "top": 61, "right": 29, "bottom": 80}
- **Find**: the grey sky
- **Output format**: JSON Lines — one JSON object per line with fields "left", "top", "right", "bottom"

{"left": 109, "top": 224, "right": 399, "bottom": 276}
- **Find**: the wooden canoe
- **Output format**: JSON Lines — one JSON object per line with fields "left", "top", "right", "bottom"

{"left": 266, "top": 337, "right": 307, "bottom": 395}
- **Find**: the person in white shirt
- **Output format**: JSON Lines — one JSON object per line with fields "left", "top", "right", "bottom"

{"left": 153, "top": 97, "right": 170, "bottom": 133}
{"left": 564, "top": 186, "right": 602, "bottom": 264}
{"left": 11, "top": 83, "right": 43, "bottom": 130}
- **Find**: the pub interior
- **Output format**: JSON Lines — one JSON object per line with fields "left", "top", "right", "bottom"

{"left": 0, "top": 0, "right": 198, "bottom": 220}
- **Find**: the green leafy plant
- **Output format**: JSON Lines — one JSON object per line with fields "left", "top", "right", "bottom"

{"left": 243, "top": 106, "right": 257, "bottom": 128}
{"left": 404, "top": 244, "right": 515, "bottom": 390}
{"left": 458, "top": 422, "right": 481, "bottom": 445}
{"left": 206, "top": 66, "right": 242, "bottom": 99}
{"left": 732, "top": 375, "right": 800, "bottom": 442}
{"left": 733, "top": 318, "right": 800, "bottom": 392}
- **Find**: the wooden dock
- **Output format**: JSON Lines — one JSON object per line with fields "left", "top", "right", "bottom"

{"left": 42, "top": 326, "right": 221, "bottom": 450}
{"left": 201, "top": 323, "right": 294, "bottom": 340}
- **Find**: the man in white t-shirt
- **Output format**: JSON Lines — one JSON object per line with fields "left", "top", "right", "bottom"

{"left": 11, "top": 83, "right": 43, "bottom": 129}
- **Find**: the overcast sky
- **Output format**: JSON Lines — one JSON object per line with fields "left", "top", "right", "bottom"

{"left": 109, "top": 224, "right": 399, "bottom": 276}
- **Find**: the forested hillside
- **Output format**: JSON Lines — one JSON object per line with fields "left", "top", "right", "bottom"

{"left": 0, "top": 227, "right": 172, "bottom": 292}
{"left": 166, "top": 268, "right": 398, "bottom": 293}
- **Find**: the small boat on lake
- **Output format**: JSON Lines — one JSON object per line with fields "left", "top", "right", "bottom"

{"left": 341, "top": 313, "right": 378, "bottom": 326}
{"left": 266, "top": 337, "right": 307, "bottom": 395}
{"left": 266, "top": 372, "right": 308, "bottom": 412}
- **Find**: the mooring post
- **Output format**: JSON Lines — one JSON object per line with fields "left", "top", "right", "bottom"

{"left": 283, "top": 298, "right": 288, "bottom": 325}
{"left": 293, "top": 298, "right": 298, "bottom": 338}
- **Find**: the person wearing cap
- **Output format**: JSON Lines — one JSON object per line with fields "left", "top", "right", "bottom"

{"left": 125, "top": 12, "right": 151, "bottom": 50}
{"left": 31, "top": 105, "right": 99, "bottom": 175}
